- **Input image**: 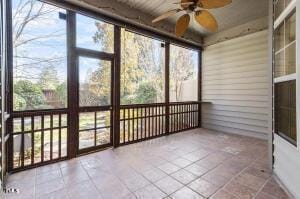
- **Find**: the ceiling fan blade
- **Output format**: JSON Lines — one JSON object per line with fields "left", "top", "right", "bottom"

{"left": 174, "top": 2, "right": 195, "bottom": 6}
{"left": 152, "top": 9, "right": 182, "bottom": 23}
{"left": 181, "top": 0, "right": 194, "bottom": 9}
{"left": 194, "top": 10, "right": 218, "bottom": 32}
{"left": 197, "top": 0, "right": 232, "bottom": 9}
{"left": 175, "top": 14, "right": 190, "bottom": 37}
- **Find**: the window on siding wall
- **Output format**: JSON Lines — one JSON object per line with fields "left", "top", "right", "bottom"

{"left": 275, "top": 81, "right": 297, "bottom": 145}
{"left": 274, "top": 0, "right": 293, "bottom": 20}
{"left": 274, "top": 11, "right": 295, "bottom": 77}
{"left": 12, "top": 0, "right": 67, "bottom": 111}
{"left": 274, "top": 5, "right": 297, "bottom": 146}
{"left": 169, "top": 44, "right": 198, "bottom": 102}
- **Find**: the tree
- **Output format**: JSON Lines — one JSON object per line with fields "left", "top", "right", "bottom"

{"left": 38, "top": 66, "right": 59, "bottom": 90}
{"left": 12, "top": 0, "right": 67, "bottom": 110}
{"left": 14, "top": 80, "right": 45, "bottom": 110}
{"left": 13, "top": 94, "right": 27, "bottom": 110}
{"left": 13, "top": 0, "right": 66, "bottom": 80}
{"left": 56, "top": 81, "right": 67, "bottom": 107}
{"left": 169, "top": 46, "right": 195, "bottom": 101}
{"left": 135, "top": 82, "right": 157, "bottom": 104}
{"left": 89, "top": 60, "right": 111, "bottom": 105}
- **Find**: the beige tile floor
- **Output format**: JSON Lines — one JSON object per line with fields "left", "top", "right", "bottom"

{"left": 4, "top": 128, "right": 291, "bottom": 199}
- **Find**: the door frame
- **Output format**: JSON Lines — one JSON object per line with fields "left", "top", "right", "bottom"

{"left": 73, "top": 49, "right": 115, "bottom": 155}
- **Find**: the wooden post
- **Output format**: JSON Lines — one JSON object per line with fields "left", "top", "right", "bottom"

{"left": 113, "top": 26, "right": 121, "bottom": 147}
{"left": 165, "top": 42, "right": 170, "bottom": 135}
{"left": 198, "top": 50, "right": 202, "bottom": 128}
{"left": 67, "top": 11, "right": 77, "bottom": 158}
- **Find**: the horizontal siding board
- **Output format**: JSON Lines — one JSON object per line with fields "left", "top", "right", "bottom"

{"left": 203, "top": 76, "right": 268, "bottom": 85}
{"left": 203, "top": 100, "right": 268, "bottom": 108}
{"left": 203, "top": 64, "right": 267, "bottom": 75}
{"left": 202, "top": 114, "right": 268, "bottom": 127}
{"left": 204, "top": 50, "right": 268, "bottom": 66}
{"left": 203, "top": 83, "right": 268, "bottom": 90}
{"left": 202, "top": 119, "right": 268, "bottom": 134}
{"left": 203, "top": 88, "right": 269, "bottom": 96}
{"left": 202, "top": 104, "right": 268, "bottom": 114}
{"left": 202, "top": 124, "right": 268, "bottom": 140}
{"left": 203, "top": 43, "right": 268, "bottom": 63}
{"left": 204, "top": 39, "right": 268, "bottom": 56}
{"left": 202, "top": 30, "right": 269, "bottom": 138}
{"left": 203, "top": 70, "right": 268, "bottom": 81}
{"left": 202, "top": 109, "right": 268, "bottom": 121}
{"left": 203, "top": 58, "right": 267, "bottom": 72}
{"left": 203, "top": 95, "right": 268, "bottom": 101}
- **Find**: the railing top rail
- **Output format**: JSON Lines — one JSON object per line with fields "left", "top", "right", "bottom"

{"left": 169, "top": 101, "right": 200, "bottom": 105}
{"left": 120, "top": 101, "right": 200, "bottom": 109}
{"left": 120, "top": 103, "right": 166, "bottom": 108}
{"left": 11, "top": 108, "right": 68, "bottom": 117}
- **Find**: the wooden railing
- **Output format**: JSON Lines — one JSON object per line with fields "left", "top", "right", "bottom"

{"left": 169, "top": 102, "right": 199, "bottom": 133}
{"left": 120, "top": 104, "right": 166, "bottom": 144}
{"left": 120, "top": 102, "right": 199, "bottom": 145}
{"left": 9, "top": 102, "right": 200, "bottom": 170}
{"left": 10, "top": 109, "right": 68, "bottom": 170}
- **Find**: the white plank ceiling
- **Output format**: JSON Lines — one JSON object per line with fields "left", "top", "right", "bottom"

{"left": 67, "top": 0, "right": 268, "bottom": 44}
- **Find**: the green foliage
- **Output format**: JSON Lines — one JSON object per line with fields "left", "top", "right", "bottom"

{"left": 13, "top": 93, "right": 26, "bottom": 110}
{"left": 14, "top": 80, "right": 45, "bottom": 110}
{"left": 56, "top": 81, "right": 68, "bottom": 106}
{"left": 135, "top": 82, "right": 157, "bottom": 104}
{"left": 38, "top": 66, "right": 59, "bottom": 90}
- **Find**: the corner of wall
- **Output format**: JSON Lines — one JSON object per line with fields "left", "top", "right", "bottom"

{"left": 203, "top": 16, "right": 269, "bottom": 47}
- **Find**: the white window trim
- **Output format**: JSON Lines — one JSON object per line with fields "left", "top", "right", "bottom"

{"left": 296, "top": 0, "right": 300, "bottom": 151}
{"left": 274, "top": 73, "right": 296, "bottom": 83}
{"left": 274, "top": 0, "right": 296, "bottom": 29}
{"left": 274, "top": 0, "right": 299, "bottom": 150}
{"left": 275, "top": 40, "right": 295, "bottom": 55}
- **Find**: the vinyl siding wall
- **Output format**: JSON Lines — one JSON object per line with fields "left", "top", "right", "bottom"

{"left": 202, "top": 30, "right": 269, "bottom": 139}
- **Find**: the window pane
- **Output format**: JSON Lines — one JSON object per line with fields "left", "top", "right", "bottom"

{"left": 275, "top": 0, "right": 284, "bottom": 19}
{"left": 285, "top": 42, "right": 296, "bottom": 74}
{"left": 275, "top": 80, "right": 297, "bottom": 145}
{"left": 12, "top": 0, "right": 67, "bottom": 111}
{"left": 79, "top": 112, "right": 95, "bottom": 130}
{"left": 120, "top": 29, "right": 165, "bottom": 105}
{"left": 79, "top": 130, "right": 94, "bottom": 149}
{"left": 79, "top": 57, "right": 111, "bottom": 107}
{"left": 274, "top": 22, "right": 284, "bottom": 52}
{"left": 285, "top": 12, "right": 296, "bottom": 45}
{"left": 76, "top": 14, "right": 114, "bottom": 53}
{"left": 170, "top": 45, "right": 198, "bottom": 102}
{"left": 96, "top": 128, "right": 110, "bottom": 145}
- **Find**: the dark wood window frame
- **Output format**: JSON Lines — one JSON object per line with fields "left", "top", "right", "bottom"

{"left": 5, "top": 0, "right": 202, "bottom": 172}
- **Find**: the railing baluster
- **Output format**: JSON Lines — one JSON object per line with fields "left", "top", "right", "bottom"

{"left": 31, "top": 115, "right": 34, "bottom": 165}
{"left": 21, "top": 117, "right": 25, "bottom": 167}
{"left": 137, "top": 108, "right": 139, "bottom": 140}
{"left": 59, "top": 114, "right": 62, "bottom": 158}
{"left": 50, "top": 114, "right": 53, "bottom": 160}
{"left": 41, "top": 115, "right": 44, "bottom": 163}
{"left": 123, "top": 109, "right": 125, "bottom": 143}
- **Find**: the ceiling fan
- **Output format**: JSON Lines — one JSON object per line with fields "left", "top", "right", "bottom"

{"left": 152, "top": 0, "right": 232, "bottom": 37}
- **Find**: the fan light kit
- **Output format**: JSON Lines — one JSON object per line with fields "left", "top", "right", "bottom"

{"left": 152, "top": 0, "right": 232, "bottom": 37}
